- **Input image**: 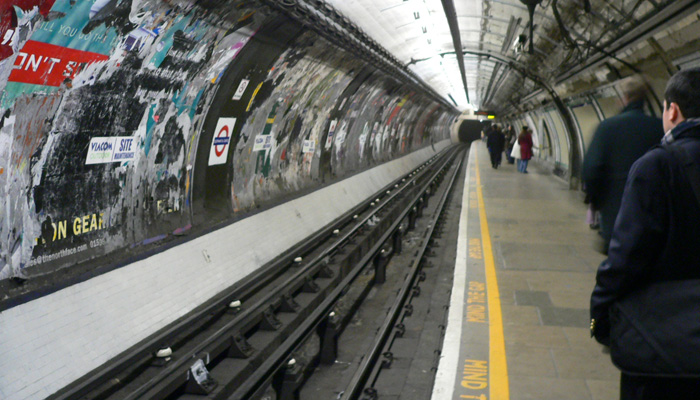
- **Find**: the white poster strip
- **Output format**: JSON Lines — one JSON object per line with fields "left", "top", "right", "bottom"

{"left": 112, "top": 137, "right": 136, "bottom": 162}
{"left": 86, "top": 137, "right": 138, "bottom": 164}
{"left": 232, "top": 79, "right": 250, "bottom": 101}
{"left": 325, "top": 119, "right": 338, "bottom": 150}
{"left": 302, "top": 139, "right": 315, "bottom": 153}
{"left": 253, "top": 134, "right": 272, "bottom": 152}
{"left": 85, "top": 137, "right": 115, "bottom": 165}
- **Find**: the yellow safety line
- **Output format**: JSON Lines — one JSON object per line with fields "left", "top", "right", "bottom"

{"left": 474, "top": 151, "right": 510, "bottom": 400}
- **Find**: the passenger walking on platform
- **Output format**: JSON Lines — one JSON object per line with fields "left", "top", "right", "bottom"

{"left": 517, "top": 126, "right": 533, "bottom": 173}
{"left": 510, "top": 127, "right": 522, "bottom": 166}
{"left": 481, "top": 124, "right": 492, "bottom": 142}
{"left": 590, "top": 68, "right": 700, "bottom": 399}
{"left": 582, "top": 76, "right": 663, "bottom": 254}
{"left": 486, "top": 124, "right": 506, "bottom": 169}
{"left": 505, "top": 124, "right": 516, "bottom": 164}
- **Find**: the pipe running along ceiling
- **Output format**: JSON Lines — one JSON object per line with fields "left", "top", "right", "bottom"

{"left": 325, "top": 0, "right": 700, "bottom": 115}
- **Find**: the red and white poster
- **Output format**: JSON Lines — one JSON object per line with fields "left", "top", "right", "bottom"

{"left": 208, "top": 118, "right": 236, "bottom": 166}
{"left": 7, "top": 40, "right": 109, "bottom": 87}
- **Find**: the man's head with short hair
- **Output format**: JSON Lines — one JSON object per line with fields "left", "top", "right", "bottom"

{"left": 664, "top": 67, "right": 700, "bottom": 120}
{"left": 620, "top": 75, "right": 648, "bottom": 105}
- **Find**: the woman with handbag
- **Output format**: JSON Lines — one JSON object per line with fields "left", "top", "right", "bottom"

{"left": 510, "top": 129, "right": 522, "bottom": 166}
{"left": 590, "top": 68, "right": 700, "bottom": 399}
{"left": 516, "top": 126, "right": 532, "bottom": 173}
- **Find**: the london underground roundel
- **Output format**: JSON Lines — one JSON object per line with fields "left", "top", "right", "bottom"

{"left": 208, "top": 118, "right": 236, "bottom": 166}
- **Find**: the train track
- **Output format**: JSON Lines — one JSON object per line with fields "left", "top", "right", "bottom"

{"left": 53, "top": 145, "right": 467, "bottom": 400}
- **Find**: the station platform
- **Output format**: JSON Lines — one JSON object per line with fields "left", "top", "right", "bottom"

{"left": 0, "top": 141, "right": 621, "bottom": 400}
{"left": 433, "top": 143, "right": 619, "bottom": 400}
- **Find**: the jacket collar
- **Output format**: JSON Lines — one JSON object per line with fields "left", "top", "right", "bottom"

{"left": 662, "top": 118, "right": 700, "bottom": 145}
{"left": 621, "top": 100, "right": 645, "bottom": 114}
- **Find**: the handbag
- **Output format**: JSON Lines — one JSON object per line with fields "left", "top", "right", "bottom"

{"left": 510, "top": 140, "right": 521, "bottom": 159}
{"left": 608, "top": 142, "right": 700, "bottom": 376}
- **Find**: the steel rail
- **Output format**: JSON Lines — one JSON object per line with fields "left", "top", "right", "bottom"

{"left": 121, "top": 152, "right": 452, "bottom": 400}
{"left": 51, "top": 186, "right": 376, "bottom": 400}
{"left": 341, "top": 147, "right": 465, "bottom": 400}
{"left": 227, "top": 148, "right": 463, "bottom": 400}
{"left": 52, "top": 148, "right": 451, "bottom": 400}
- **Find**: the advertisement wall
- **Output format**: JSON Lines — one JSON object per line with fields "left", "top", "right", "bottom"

{"left": 0, "top": 1, "right": 453, "bottom": 292}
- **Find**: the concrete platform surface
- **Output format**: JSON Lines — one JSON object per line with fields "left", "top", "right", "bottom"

{"left": 433, "top": 143, "right": 618, "bottom": 400}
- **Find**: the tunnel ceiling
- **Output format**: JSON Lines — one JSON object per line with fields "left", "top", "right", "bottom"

{"left": 326, "top": 0, "right": 700, "bottom": 114}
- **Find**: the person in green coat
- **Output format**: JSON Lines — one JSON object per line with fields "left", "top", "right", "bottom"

{"left": 582, "top": 76, "right": 664, "bottom": 254}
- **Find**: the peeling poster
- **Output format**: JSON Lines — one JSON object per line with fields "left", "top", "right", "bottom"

{"left": 325, "top": 119, "right": 338, "bottom": 150}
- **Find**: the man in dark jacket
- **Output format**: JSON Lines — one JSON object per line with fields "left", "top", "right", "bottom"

{"left": 590, "top": 68, "right": 700, "bottom": 398}
{"left": 582, "top": 76, "right": 663, "bottom": 253}
{"left": 486, "top": 124, "right": 506, "bottom": 168}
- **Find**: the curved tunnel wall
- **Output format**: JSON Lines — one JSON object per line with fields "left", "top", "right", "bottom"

{"left": 0, "top": 1, "right": 454, "bottom": 285}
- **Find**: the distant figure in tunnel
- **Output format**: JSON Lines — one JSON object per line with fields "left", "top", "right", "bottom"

{"left": 505, "top": 124, "right": 516, "bottom": 164}
{"left": 517, "top": 126, "right": 533, "bottom": 173}
{"left": 590, "top": 67, "right": 700, "bottom": 399}
{"left": 481, "top": 123, "right": 492, "bottom": 143}
{"left": 486, "top": 124, "right": 505, "bottom": 169}
{"left": 582, "top": 75, "right": 663, "bottom": 254}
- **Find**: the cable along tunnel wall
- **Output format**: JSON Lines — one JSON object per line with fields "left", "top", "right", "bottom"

{"left": 0, "top": 1, "right": 455, "bottom": 294}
